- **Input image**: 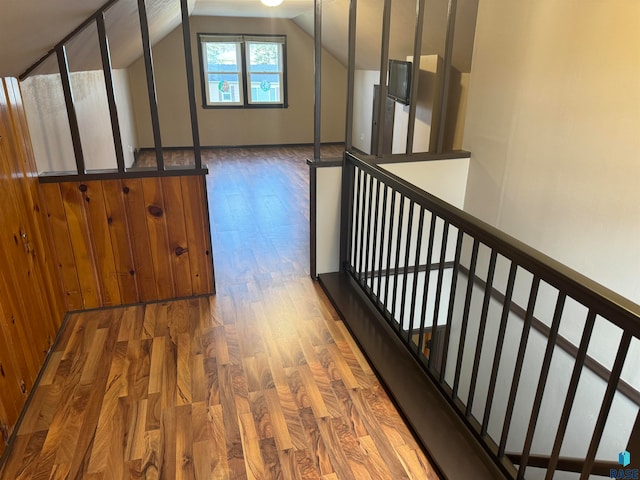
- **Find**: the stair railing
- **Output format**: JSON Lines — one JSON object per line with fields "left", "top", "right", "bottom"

{"left": 340, "top": 151, "right": 640, "bottom": 479}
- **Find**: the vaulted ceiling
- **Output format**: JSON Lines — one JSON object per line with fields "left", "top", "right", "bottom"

{"left": 0, "top": 0, "right": 476, "bottom": 78}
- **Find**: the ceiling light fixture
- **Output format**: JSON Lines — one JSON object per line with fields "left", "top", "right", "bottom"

{"left": 261, "top": 0, "right": 283, "bottom": 6}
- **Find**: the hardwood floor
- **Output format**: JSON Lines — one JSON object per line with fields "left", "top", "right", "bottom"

{"left": 0, "top": 146, "right": 438, "bottom": 479}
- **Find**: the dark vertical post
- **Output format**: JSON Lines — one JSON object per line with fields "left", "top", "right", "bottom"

{"left": 466, "top": 249, "right": 497, "bottom": 415}
{"left": 179, "top": 0, "right": 202, "bottom": 169}
{"left": 481, "top": 262, "right": 518, "bottom": 434}
{"left": 376, "top": 0, "right": 392, "bottom": 157}
{"left": 398, "top": 201, "right": 415, "bottom": 335}
{"left": 97, "top": 13, "right": 126, "bottom": 173}
{"left": 339, "top": 155, "right": 356, "bottom": 270}
{"left": 406, "top": 0, "right": 425, "bottom": 154}
{"left": 417, "top": 214, "right": 436, "bottom": 356}
{"left": 376, "top": 185, "right": 389, "bottom": 300}
{"left": 428, "top": 220, "right": 450, "bottom": 371}
{"left": 390, "top": 196, "right": 405, "bottom": 328}
{"left": 452, "top": 238, "right": 479, "bottom": 397}
{"left": 370, "top": 179, "right": 381, "bottom": 295}
{"left": 314, "top": 0, "right": 322, "bottom": 160}
{"left": 498, "top": 276, "right": 540, "bottom": 458}
{"left": 57, "top": 45, "right": 86, "bottom": 175}
{"left": 407, "top": 207, "right": 425, "bottom": 343}
{"left": 439, "top": 228, "right": 463, "bottom": 380}
{"left": 518, "top": 292, "right": 566, "bottom": 479}
{"left": 545, "top": 311, "right": 597, "bottom": 479}
{"left": 310, "top": 166, "right": 317, "bottom": 278}
{"left": 435, "top": 0, "right": 458, "bottom": 153}
{"left": 138, "top": 0, "right": 164, "bottom": 170}
{"left": 345, "top": 0, "right": 357, "bottom": 151}
{"left": 364, "top": 174, "right": 375, "bottom": 286}
{"left": 580, "top": 333, "right": 632, "bottom": 480}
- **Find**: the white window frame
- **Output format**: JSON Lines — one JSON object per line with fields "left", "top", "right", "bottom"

{"left": 199, "top": 34, "right": 287, "bottom": 109}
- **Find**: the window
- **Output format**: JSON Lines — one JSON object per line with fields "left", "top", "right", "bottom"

{"left": 199, "top": 34, "right": 287, "bottom": 108}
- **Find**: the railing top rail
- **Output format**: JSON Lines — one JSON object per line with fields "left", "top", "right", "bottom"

{"left": 345, "top": 151, "right": 640, "bottom": 334}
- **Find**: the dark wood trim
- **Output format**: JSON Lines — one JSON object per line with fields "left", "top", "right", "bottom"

{"left": 56, "top": 45, "right": 86, "bottom": 175}
{"left": 364, "top": 261, "right": 455, "bottom": 279}
{"left": 38, "top": 167, "right": 208, "bottom": 184}
{"left": 138, "top": 142, "right": 345, "bottom": 153}
{"left": 200, "top": 175, "right": 216, "bottom": 295}
{"left": 19, "top": 0, "right": 120, "bottom": 80}
{"left": 96, "top": 12, "right": 126, "bottom": 173}
{"left": 459, "top": 265, "right": 640, "bottom": 406}
{"left": 0, "top": 310, "right": 72, "bottom": 470}
{"left": 376, "top": 0, "right": 392, "bottom": 158}
{"left": 313, "top": 0, "right": 322, "bottom": 161}
{"left": 406, "top": 0, "right": 425, "bottom": 154}
{"left": 318, "top": 271, "right": 510, "bottom": 480}
{"left": 436, "top": 0, "right": 458, "bottom": 153}
{"left": 344, "top": 0, "right": 357, "bottom": 151}
{"left": 306, "top": 157, "right": 343, "bottom": 168}
{"left": 137, "top": 0, "right": 164, "bottom": 170}
{"left": 179, "top": 0, "right": 202, "bottom": 170}
{"left": 505, "top": 453, "right": 617, "bottom": 476}
{"left": 309, "top": 166, "right": 317, "bottom": 279}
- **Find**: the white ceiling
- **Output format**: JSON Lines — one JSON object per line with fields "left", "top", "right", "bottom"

{"left": 0, "top": 0, "right": 310, "bottom": 77}
{"left": 0, "top": 0, "right": 476, "bottom": 78}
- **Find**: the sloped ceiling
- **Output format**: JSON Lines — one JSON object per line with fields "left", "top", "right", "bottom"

{"left": 293, "top": 0, "right": 477, "bottom": 72}
{"left": 0, "top": 0, "right": 475, "bottom": 78}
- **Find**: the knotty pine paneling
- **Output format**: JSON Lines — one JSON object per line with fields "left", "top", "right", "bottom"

{"left": 0, "top": 78, "right": 67, "bottom": 455}
{"left": 40, "top": 175, "right": 215, "bottom": 311}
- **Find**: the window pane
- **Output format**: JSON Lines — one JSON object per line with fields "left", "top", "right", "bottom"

{"left": 249, "top": 73, "right": 281, "bottom": 103}
{"left": 206, "top": 42, "right": 240, "bottom": 71}
{"left": 207, "top": 73, "right": 241, "bottom": 103}
{"left": 248, "top": 42, "right": 281, "bottom": 72}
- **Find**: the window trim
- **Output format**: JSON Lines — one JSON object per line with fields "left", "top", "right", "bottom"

{"left": 198, "top": 33, "right": 288, "bottom": 109}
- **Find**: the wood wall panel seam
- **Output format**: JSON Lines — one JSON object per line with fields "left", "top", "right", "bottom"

{"left": 0, "top": 78, "right": 66, "bottom": 459}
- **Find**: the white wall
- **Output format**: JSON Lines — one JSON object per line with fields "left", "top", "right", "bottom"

{"left": 21, "top": 69, "right": 138, "bottom": 172}
{"left": 128, "top": 16, "right": 347, "bottom": 148}
{"left": 460, "top": 1, "right": 640, "bottom": 468}
{"left": 21, "top": 74, "right": 75, "bottom": 173}
{"left": 352, "top": 69, "right": 379, "bottom": 153}
{"left": 316, "top": 166, "right": 342, "bottom": 275}
{"left": 391, "top": 55, "right": 439, "bottom": 154}
{"left": 112, "top": 69, "right": 137, "bottom": 168}
{"left": 463, "top": 0, "right": 640, "bottom": 305}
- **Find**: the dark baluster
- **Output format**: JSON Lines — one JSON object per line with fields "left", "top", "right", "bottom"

{"left": 407, "top": 207, "right": 425, "bottom": 345}
{"left": 498, "top": 276, "right": 540, "bottom": 457}
{"left": 364, "top": 173, "right": 375, "bottom": 288}
{"left": 376, "top": 184, "right": 389, "bottom": 304}
{"left": 579, "top": 332, "right": 632, "bottom": 480}
{"left": 452, "top": 238, "right": 480, "bottom": 398}
{"left": 352, "top": 167, "right": 362, "bottom": 274}
{"left": 466, "top": 249, "right": 498, "bottom": 416}
{"left": 370, "top": 178, "right": 381, "bottom": 296}
{"left": 399, "top": 201, "right": 415, "bottom": 339}
{"left": 417, "top": 214, "right": 437, "bottom": 356}
{"left": 390, "top": 195, "right": 405, "bottom": 329}
{"left": 545, "top": 310, "right": 597, "bottom": 479}
{"left": 517, "top": 292, "right": 566, "bottom": 479}
{"left": 439, "top": 228, "right": 463, "bottom": 382}
{"left": 428, "top": 220, "right": 450, "bottom": 371}
{"left": 382, "top": 191, "right": 397, "bottom": 316}
{"left": 481, "top": 262, "right": 518, "bottom": 435}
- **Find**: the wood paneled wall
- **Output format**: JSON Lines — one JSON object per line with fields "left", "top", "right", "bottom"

{"left": 0, "top": 78, "right": 67, "bottom": 453}
{"left": 40, "top": 174, "right": 215, "bottom": 310}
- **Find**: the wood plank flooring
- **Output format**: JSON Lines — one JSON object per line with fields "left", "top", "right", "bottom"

{"left": 0, "top": 146, "right": 438, "bottom": 479}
